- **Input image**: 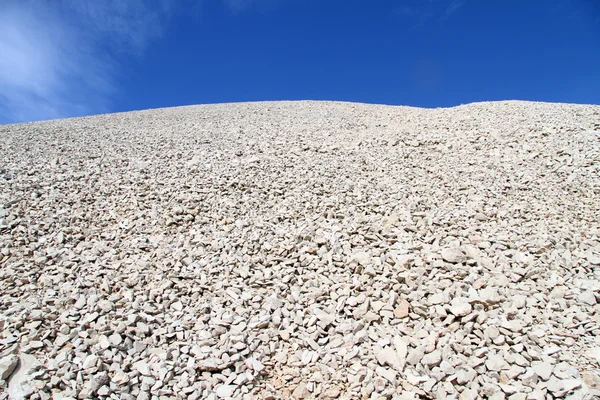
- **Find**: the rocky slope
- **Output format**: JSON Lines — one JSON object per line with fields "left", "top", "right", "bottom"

{"left": 0, "top": 100, "right": 599, "bottom": 399}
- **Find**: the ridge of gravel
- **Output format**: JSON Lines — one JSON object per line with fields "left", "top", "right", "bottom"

{"left": 1, "top": 100, "right": 600, "bottom": 400}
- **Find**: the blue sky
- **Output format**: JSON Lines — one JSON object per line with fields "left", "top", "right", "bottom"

{"left": 1, "top": 0, "right": 599, "bottom": 123}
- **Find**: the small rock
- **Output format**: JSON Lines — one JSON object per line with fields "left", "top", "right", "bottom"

{"left": 313, "top": 308, "right": 335, "bottom": 326}
{"left": 546, "top": 376, "right": 578, "bottom": 397}
{"left": 406, "top": 348, "right": 424, "bottom": 366}
{"left": 97, "top": 300, "right": 114, "bottom": 313}
{"left": 0, "top": 354, "right": 19, "bottom": 380}
{"left": 532, "top": 362, "right": 553, "bottom": 380}
{"left": 582, "top": 371, "right": 600, "bottom": 389}
{"left": 393, "top": 336, "right": 408, "bottom": 370}
{"left": 353, "top": 252, "right": 371, "bottom": 266}
{"left": 27, "top": 341, "right": 43, "bottom": 350}
{"left": 421, "top": 350, "right": 442, "bottom": 367}
{"left": 197, "top": 358, "right": 227, "bottom": 372}
{"left": 527, "top": 390, "right": 545, "bottom": 400}
{"left": 579, "top": 291, "right": 597, "bottom": 306}
{"left": 501, "top": 319, "right": 524, "bottom": 333}
{"left": 459, "top": 389, "right": 478, "bottom": 400}
{"left": 479, "top": 287, "right": 503, "bottom": 305}
{"left": 112, "top": 369, "right": 130, "bottom": 385}
{"left": 91, "top": 372, "right": 110, "bottom": 392}
{"left": 428, "top": 293, "right": 444, "bottom": 304}
{"left": 553, "top": 362, "right": 578, "bottom": 379}
{"left": 374, "top": 346, "right": 403, "bottom": 370}
{"left": 264, "top": 295, "right": 283, "bottom": 310}
{"left": 376, "top": 366, "right": 397, "bottom": 384}
{"left": 133, "top": 360, "right": 151, "bottom": 376}
{"left": 499, "top": 384, "right": 519, "bottom": 394}
{"left": 215, "top": 384, "right": 235, "bottom": 398}
{"left": 109, "top": 333, "right": 123, "bottom": 346}
{"left": 587, "top": 254, "right": 600, "bottom": 265}
{"left": 449, "top": 297, "right": 472, "bottom": 317}
{"left": 251, "top": 358, "right": 265, "bottom": 373}
{"left": 323, "top": 387, "right": 341, "bottom": 398}
{"left": 394, "top": 299, "right": 410, "bottom": 319}
{"left": 562, "top": 379, "right": 582, "bottom": 392}
{"left": 456, "top": 366, "right": 477, "bottom": 385}
{"left": 486, "top": 354, "right": 507, "bottom": 371}
{"left": 292, "top": 382, "right": 310, "bottom": 399}
{"left": 98, "top": 335, "right": 111, "bottom": 349}
{"left": 511, "top": 295, "right": 527, "bottom": 309}
{"left": 82, "top": 354, "right": 99, "bottom": 370}
{"left": 55, "top": 232, "right": 65, "bottom": 244}
{"left": 543, "top": 345, "right": 561, "bottom": 356}
{"left": 546, "top": 376, "right": 564, "bottom": 396}
{"left": 441, "top": 248, "right": 466, "bottom": 263}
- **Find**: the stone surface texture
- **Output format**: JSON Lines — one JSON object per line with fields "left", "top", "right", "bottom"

{"left": 1, "top": 100, "right": 600, "bottom": 399}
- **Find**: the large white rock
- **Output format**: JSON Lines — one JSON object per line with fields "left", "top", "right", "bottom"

{"left": 0, "top": 354, "right": 19, "bottom": 381}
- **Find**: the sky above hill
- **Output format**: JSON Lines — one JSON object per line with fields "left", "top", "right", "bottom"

{"left": 1, "top": 0, "right": 599, "bottom": 123}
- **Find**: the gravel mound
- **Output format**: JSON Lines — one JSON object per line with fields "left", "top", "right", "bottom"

{"left": 1, "top": 100, "right": 600, "bottom": 399}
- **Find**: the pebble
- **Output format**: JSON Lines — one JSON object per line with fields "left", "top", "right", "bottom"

{"left": 421, "top": 350, "right": 442, "bottom": 367}
{"left": 456, "top": 367, "right": 477, "bottom": 385}
{"left": 486, "top": 354, "right": 507, "bottom": 372}
{"left": 394, "top": 299, "right": 410, "bottom": 319}
{"left": 449, "top": 298, "right": 472, "bottom": 317}
{"left": 374, "top": 346, "right": 403, "bottom": 370}
{"left": 82, "top": 355, "right": 99, "bottom": 370}
{"left": 292, "top": 382, "right": 310, "bottom": 399}
{"left": 532, "top": 362, "right": 553, "bottom": 380}
{"left": 587, "top": 254, "right": 600, "bottom": 265}
{"left": 546, "top": 376, "right": 582, "bottom": 397}
{"left": 215, "top": 385, "right": 235, "bottom": 399}
{"left": 393, "top": 336, "right": 408, "bottom": 370}
{"left": 133, "top": 361, "right": 151, "bottom": 376}
{"left": 579, "top": 291, "right": 597, "bottom": 306}
{"left": 323, "top": 387, "right": 341, "bottom": 398}
{"left": 407, "top": 348, "right": 425, "bottom": 366}
{"left": 459, "top": 389, "right": 478, "bottom": 400}
{"left": 441, "top": 248, "right": 466, "bottom": 264}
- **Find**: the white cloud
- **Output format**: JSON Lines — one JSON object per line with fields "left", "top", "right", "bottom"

{"left": 0, "top": 0, "right": 175, "bottom": 124}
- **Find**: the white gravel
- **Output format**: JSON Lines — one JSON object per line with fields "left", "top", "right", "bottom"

{"left": 0, "top": 100, "right": 599, "bottom": 399}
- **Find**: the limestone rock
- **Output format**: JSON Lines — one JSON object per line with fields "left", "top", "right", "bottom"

{"left": 1, "top": 98, "right": 599, "bottom": 400}
{"left": 0, "top": 355, "right": 19, "bottom": 381}
{"left": 441, "top": 248, "right": 466, "bottom": 264}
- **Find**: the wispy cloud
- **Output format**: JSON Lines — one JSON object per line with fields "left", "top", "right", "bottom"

{"left": 442, "top": 0, "right": 465, "bottom": 20}
{"left": 395, "top": 0, "right": 465, "bottom": 25}
{"left": 0, "top": 0, "right": 176, "bottom": 124}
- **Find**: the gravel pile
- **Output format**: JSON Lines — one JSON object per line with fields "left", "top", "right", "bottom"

{"left": 1, "top": 100, "right": 600, "bottom": 400}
